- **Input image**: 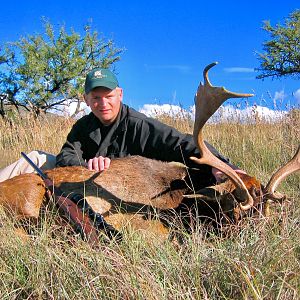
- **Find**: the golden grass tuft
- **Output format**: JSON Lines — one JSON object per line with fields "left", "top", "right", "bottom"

{"left": 0, "top": 114, "right": 74, "bottom": 168}
{"left": 0, "top": 110, "right": 299, "bottom": 299}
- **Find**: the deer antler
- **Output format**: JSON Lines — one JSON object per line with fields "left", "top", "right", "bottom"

{"left": 190, "top": 62, "right": 255, "bottom": 210}
{"left": 264, "top": 145, "right": 300, "bottom": 201}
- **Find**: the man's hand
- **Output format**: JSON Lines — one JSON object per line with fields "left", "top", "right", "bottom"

{"left": 212, "top": 166, "right": 247, "bottom": 183}
{"left": 87, "top": 156, "right": 111, "bottom": 172}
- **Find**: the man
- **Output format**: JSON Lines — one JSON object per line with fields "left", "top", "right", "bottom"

{"left": 0, "top": 67, "right": 244, "bottom": 182}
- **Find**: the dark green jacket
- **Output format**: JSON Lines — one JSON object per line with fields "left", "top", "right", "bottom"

{"left": 56, "top": 104, "right": 229, "bottom": 171}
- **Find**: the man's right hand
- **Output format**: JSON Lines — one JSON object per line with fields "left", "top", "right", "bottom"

{"left": 87, "top": 156, "right": 111, "bottom": 172}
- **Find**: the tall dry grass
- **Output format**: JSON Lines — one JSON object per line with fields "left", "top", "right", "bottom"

{"left": 0, "top": 110, "right": 299, "bottom": 299}
{"left": 0, "top": 114, "right": 74, "bottom": 168}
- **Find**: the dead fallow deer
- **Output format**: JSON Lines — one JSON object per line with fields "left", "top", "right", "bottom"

{"left": 0, "top": 62, "right": 299, "bottom": 239}
{"left": 181, "top": 62, "right": 300, "bottom": 224}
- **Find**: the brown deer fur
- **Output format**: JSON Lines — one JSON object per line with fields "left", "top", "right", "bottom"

{"left": 45, "top": 157, "right": 190, "bottom": 234}
{"left": 0, "top": 173, "right": 46, "bottom": 218}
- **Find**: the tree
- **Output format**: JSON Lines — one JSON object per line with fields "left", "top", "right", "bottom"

{"left": 256, "top": 10, "right": 300, "bottom": 79}
{"left": 0, "top": 20, "right": 123, "bottom": 119}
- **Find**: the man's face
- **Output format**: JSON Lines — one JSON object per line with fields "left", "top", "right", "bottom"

{"left": 84, "top": 87, "right": 123, "bottom": 125}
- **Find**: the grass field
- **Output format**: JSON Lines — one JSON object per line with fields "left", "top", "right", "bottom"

{"left": 0, "top": 111, "right": 299, "bottom": 300}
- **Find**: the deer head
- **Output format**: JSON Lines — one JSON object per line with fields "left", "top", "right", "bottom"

{"left": 188, "top": 62, "right": 300, "bottom": 216}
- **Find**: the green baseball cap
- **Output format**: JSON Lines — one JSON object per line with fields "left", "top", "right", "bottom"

{"left": 84, "top": 68, "right": 119, "bottom": 94}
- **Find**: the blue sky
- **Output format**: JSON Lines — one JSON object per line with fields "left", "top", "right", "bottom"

{"left": 1, "top": 1, "right": 299, "bottom": 111}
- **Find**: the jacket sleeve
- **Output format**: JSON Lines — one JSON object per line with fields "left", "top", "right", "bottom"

{"left": 55, "top": 123, "right": 88, "bottom": 167}
{"left": 133, "top": 117, "right": 230, "bottom": 168}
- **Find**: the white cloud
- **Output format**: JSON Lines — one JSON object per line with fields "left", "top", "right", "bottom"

{"left": 48, "top": 99, "right": 91, "bottom": 118}
{"left": 205, "top": 104, "right": 287, "bottom": 123}
{"left": 49, "top": 100, "right": 289, "bottom": 124}
{"left": 223, "top": 67, "right": 255, "bottom": 73}
{"left": 273, "top": 90, "right": 286, "bottom": 101}
{"left": 270, "top": 89, "right": 287, "bottom": 109}
{"left": 140, "top": 103, "right": 287, "bottom": 124}
{"left": 293, "top": 88, "right": 300, "bottom": 105}
{"left": 139, "top": 104, "right": 189, "bottom": 118}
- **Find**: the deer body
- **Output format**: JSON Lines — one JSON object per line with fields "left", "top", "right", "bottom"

{"left": 45, "top": 157, "right": 189, "bottom": 234}
{"left": 0, "top": 156, "right": 263, "bottom": 236}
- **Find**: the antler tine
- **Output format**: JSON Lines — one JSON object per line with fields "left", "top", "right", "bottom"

{"left": 264, "top": 145, "right": 300, "bottom": 200}
{"left": 203, "top": 62, "right": 218, "bottom": 86}
{"left": 190, "top": 62, "right": 254, "bottom": 210}
{"left": 193, "top": 62, "right": 253, "bottom": 132}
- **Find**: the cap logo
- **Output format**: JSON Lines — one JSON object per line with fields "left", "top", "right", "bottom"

{"left": 93, "top": 70, "right": 107, "bottom": 79}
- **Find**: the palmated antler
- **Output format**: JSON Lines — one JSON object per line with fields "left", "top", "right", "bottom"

{"left": 190, "top": 62, "right": 254, "bottom": 210}
{"left": 264, "top": 145, "right": 300, "bottom": 201}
